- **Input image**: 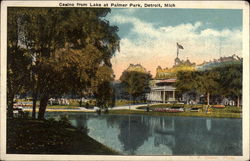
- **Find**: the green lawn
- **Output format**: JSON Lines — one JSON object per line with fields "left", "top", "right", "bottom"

{"left": 47, "top": 105, "right": 80, "bottom": 109}
{"left": 109, "top": 109, "right": 241, "bottom": 118}
{"left": 7, "top": 118, "right": 119, "bottom": 155}
{"left": 115, "top": 100, "right": 145, "bottom": 106}
{"left": 137, "top": 104, "right": 241, "bottom": 114}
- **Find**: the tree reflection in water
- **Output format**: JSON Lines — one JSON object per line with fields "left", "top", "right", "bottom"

{"left": 118, "top": 115, "right": 150, "bottom": 154}
{"left": 46, "top": 113, "right": 242, "bottom": 155}
{"left": 73, "top": 114, "right": 89, "bottom": 133}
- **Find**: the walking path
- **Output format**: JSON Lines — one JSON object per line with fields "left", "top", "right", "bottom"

{"left": 66, "top": 104, "right": 148, "bottom": 112}
{"left": 110, "top": 104, "right": 148, "bottom": 110}
{"left": 23, "top": 104, "right": 153, "bottom": 112}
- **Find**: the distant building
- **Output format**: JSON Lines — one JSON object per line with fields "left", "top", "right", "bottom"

{"left": 117, "top": 54, "right": 242, "bottom": 104}
{"left": 155, "top": 57, "right": 196, "bottom": 79}
{"left": 149, "top": 57, "right": 196, "bottom": 103}
{"left": 174, "top": 57, "right": 196, "bottom": 67}
{"left": 196, "top": 54, "right": 242, "bottom": 71}
{"left": 148, "top": 54, "right": 242, "bottom": 104}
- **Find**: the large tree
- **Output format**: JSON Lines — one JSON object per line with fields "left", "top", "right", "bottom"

{"left": 176, "top": 70, "right": 220, "bottom": 105}
{"left": 175, "top": 71, "right": 198, "bottom": 103}
{"left": 175, "top": 71, "right": 197, "bottom": 93}
{"left": 7, "top": 9, "right": 32, "bottom": 118}
{"left": 120, "top": 71, "right": 152, "bottom": 103}
{"left": 195, "top": 70, "right": 220, "bottom": 105}
{"left": 92, "top": 65, "right": 116, "bottom": 108}
{"left": 8, "top": 8, "right": 120, "bottom": 119}
{"left": 212, "top": 63, "right": 242, "bottom": 107}
{"left": 176, "top": 63, "right": 242, "bottom": 106}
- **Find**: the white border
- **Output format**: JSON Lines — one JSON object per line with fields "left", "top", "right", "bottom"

{"left": 1, "top": 1, "right": 249, "bottom": 161}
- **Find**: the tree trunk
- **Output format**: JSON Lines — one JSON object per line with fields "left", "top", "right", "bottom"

{"left": 38, "top": 95, "right": 49, "bottom": 120}
{"left": 79, "top": 100, "right": 82, "bottom": 107}
{"left": 32, "top": 95, "right": 37, "bottom": 119}
{"left": 237, "top": 96, "right": 240, "bottom": 107}
{"left": 207, "top": 92, "right": 210, "bottom": 105}
{"left": 32, "top": 74, "right": 38, "bottom": 119}
{"left": 129, "top": 95, "right": 132, "bottom": 110}
{"left": 7, "top": 94, "right": 15, "bottom": 118}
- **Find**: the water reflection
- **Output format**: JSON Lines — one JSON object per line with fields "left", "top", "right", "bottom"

{"left": 206, "top": 119, "right": 212, "bottom": 131}
{"left": 118, "top": 115, "right": 150, "bottom": 154}
{"left": 46, "top": 113, "right": 242, "bottom": 155}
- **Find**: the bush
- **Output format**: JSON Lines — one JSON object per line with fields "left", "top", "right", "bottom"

{"left": 23, "top": 111, "right": 30, "bottom": 119}
{"left": 47, "top": 117, "right": 56, "bottom": 121}
{"left": 79, "top": 125, "right": 89, "bottom": 134}
{"left": 59, "top": 115, "right": 71, "bottom": 126}
{"left": 45, "top": 117, "right": 57, "bottom": 126}
{"left": 211, "top": 106, "right": 242, "bottom": 113}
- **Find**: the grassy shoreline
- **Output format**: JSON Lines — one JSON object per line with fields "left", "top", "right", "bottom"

{"left": 7, "top": 118, "right": 120, "bottom": 155}
{"left": 22, "top": 103, "right": 242, "bottom": 118}
{"left": 108, "top": 109, "right": 241, "bottom": 118}
{"left": 23, "top": 108, "right": 241, "bottom": 118}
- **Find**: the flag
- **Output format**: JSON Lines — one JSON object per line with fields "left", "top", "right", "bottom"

{"left": 177, "top": 43, "right": 184, "bottom": 49}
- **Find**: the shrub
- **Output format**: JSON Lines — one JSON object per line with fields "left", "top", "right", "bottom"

{"left": 23, "top": 111, "right": 30, "bottom": 119}
{"left": 59, "top": 115, "right": 71, "bottom": 126}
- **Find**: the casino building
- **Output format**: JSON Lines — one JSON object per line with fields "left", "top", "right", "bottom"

{"left": 147, "top": 54, "right": 242, "bottom": 104}
{"left": 146, "top": 52, "right": 196, "bottom": 103}
{"left": 147, "top": 78, "right": 177, "bottom": 103}
{"left": 116, "top": 47, "right": 241, "bottom": 105}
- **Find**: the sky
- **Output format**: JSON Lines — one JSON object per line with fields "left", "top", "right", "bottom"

{"left": 105, "top": 8, "right": 242, "bottom": 79}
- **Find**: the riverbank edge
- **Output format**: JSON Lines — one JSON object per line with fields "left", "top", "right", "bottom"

{"left": 7, "top": 118, "right": 120, "bottom": 155}
{"left": 108, "top": 109, "right": 242, "bottom": 119}
{"left": 23, "top": 109, "right": 242, "bottom": 118}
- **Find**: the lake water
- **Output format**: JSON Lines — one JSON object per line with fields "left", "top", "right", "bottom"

{"left": 45, "top": 112, "right": 242, "bottom": 155}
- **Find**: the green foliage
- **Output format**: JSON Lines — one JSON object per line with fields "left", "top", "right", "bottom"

{"left": 59, "top": 115, "right": 71, "bottom": 126}
{"left": 92, "top": 65, "right": 116, "bottom": 108}
{"left": 195, "top": 70, "right": 220, "bottom": 95}
{"left": 212, "top": 63, "right": 242, "bottom": 98}
{"left": 175, "top": 71, "right": 197, "bottom": 92}
{"left": 137, "top": 104, "right": 205, "bottom": 109}
{"left": 7, "top": 8, "right": 120, "bottom": 118}
{"left": 47, "top": 117, "right": 56, "bottom": 122}
{"left": 120, "top": 71, "right": 152, "bottom": 101}
{"left": 95, "top": 81, "right": 115, "bottom": 108}
{"left": 210, "top": 106, "right": 242, "bottom": 113}
{"left": 7, "top": 46, "right": 31, "bottom": 103}
{"left": 23, "top": 112, "right": 30, "bottom": 119}
{"left": 7, "top": 9, "right": 33, "bottom": 117}
{"left": 115, "top": 100, "right": 144, "bottom": 106}
{"left": 176, "top": 63, "right": 242, "bottom": 106}
{"left": 176, "top": 70, "right": 220, "bottom": 94}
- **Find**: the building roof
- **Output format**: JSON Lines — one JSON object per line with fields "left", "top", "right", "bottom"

{"left": 158, "top": 78, "right": 176, "bottom": 83}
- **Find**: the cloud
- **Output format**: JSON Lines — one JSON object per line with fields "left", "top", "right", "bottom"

{"left": 111, "top": 15, "right": 160, "bottom": 38}
{"left": 110, "top": 14, "right": 242, "bottom": 79}
{"left": 122, "top": 8, "right": 138, "bottom": 14}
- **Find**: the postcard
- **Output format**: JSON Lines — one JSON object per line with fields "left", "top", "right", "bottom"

{"left": 0, "top": 1, "right": 249, "bottom": 161}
